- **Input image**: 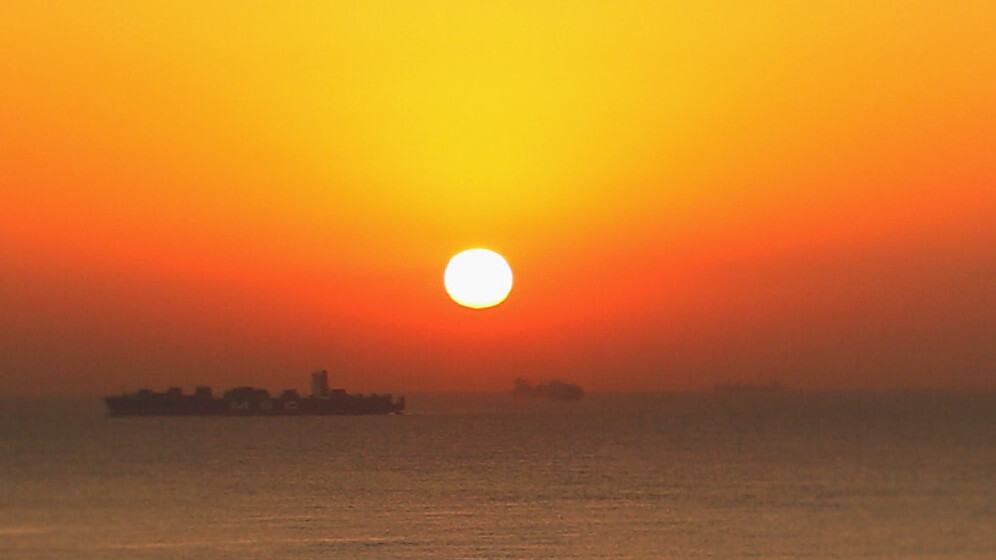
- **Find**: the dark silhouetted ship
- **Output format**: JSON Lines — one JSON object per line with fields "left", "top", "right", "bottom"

{"left": 105, "top": 370, "right": 405, "bottom": 416}
{"left": 512, "top": 378, "right": 584, "bottom": 401}
{"left": 713, "top": 380, "right": 784, "bottom": 394}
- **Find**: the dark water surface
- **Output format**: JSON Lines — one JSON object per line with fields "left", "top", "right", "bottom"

{"left": 2, "top": 392, "right": 994, "bottom": 559}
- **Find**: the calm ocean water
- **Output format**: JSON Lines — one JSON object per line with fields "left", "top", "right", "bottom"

{"left": 1, "top": 391, "right": 994, "bottom": 559}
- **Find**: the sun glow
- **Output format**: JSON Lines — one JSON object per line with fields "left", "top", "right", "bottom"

{"left": 444, "top": 249, "right": 513, "bottom": 309}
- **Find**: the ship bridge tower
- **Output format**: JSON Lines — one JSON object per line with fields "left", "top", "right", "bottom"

{"left": 311, "top": 369, "right": 330, "bottom": 398}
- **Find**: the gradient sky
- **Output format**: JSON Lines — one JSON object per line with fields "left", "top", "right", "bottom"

{"left": 2, "top": 2, "right": 994, "bottom": 396}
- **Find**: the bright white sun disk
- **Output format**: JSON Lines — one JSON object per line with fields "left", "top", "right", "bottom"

{"left": 444, "top": 249, "right": 513, "bottom": 309}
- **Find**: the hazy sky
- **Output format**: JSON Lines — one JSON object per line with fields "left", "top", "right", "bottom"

{"left": 2, "top": 2, "right": 994, "bottom": 396}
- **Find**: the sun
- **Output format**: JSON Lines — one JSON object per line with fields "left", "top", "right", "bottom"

{"left": 444, "top": 249, "right": 513, "bottom": 309}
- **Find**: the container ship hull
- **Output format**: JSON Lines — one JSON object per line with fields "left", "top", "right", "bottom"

{"left": 104, "top": 395, "right": 404, "bottom": 416}
{"left": 105, "top": 370, "right": 404, "bottom": 416}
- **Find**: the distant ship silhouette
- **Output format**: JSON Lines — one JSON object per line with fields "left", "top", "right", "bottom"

{"left": 513, "top": 378, "right": 584, "bottom": 401}
{"left": 105, "top": 369, "right": 405, "bottom": 416}
{"left": 713, "top": 380, "right": 784, "bottom": 394}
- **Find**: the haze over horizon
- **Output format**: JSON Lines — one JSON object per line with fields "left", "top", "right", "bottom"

{"left": 2, "top": 2, "right": 994, "bottom": 397}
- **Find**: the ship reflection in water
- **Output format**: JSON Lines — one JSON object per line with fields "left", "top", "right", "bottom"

{"left": 513, "top": 378, "right": 584, "bottom": 401}
{"left": 105, "top": 369, "right": 405, "bottom": 416}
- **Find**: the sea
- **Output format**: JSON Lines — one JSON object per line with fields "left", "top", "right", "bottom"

{"left": 1, "top": 391, "right": 994, "bottom": 559}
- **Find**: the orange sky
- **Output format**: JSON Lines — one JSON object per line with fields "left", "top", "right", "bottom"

{"left": 2, "top": 2, "right": 994, "bottom": 395}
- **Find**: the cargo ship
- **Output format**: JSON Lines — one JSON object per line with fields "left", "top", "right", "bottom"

{"left": 713, "top": 380, "right": 784, "bottom": 395}
{"left": 105, "top": 370, "right": 405, "bottom": 416}
{"left": 512, "top": 378, "right": 584, "bottom": 401}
